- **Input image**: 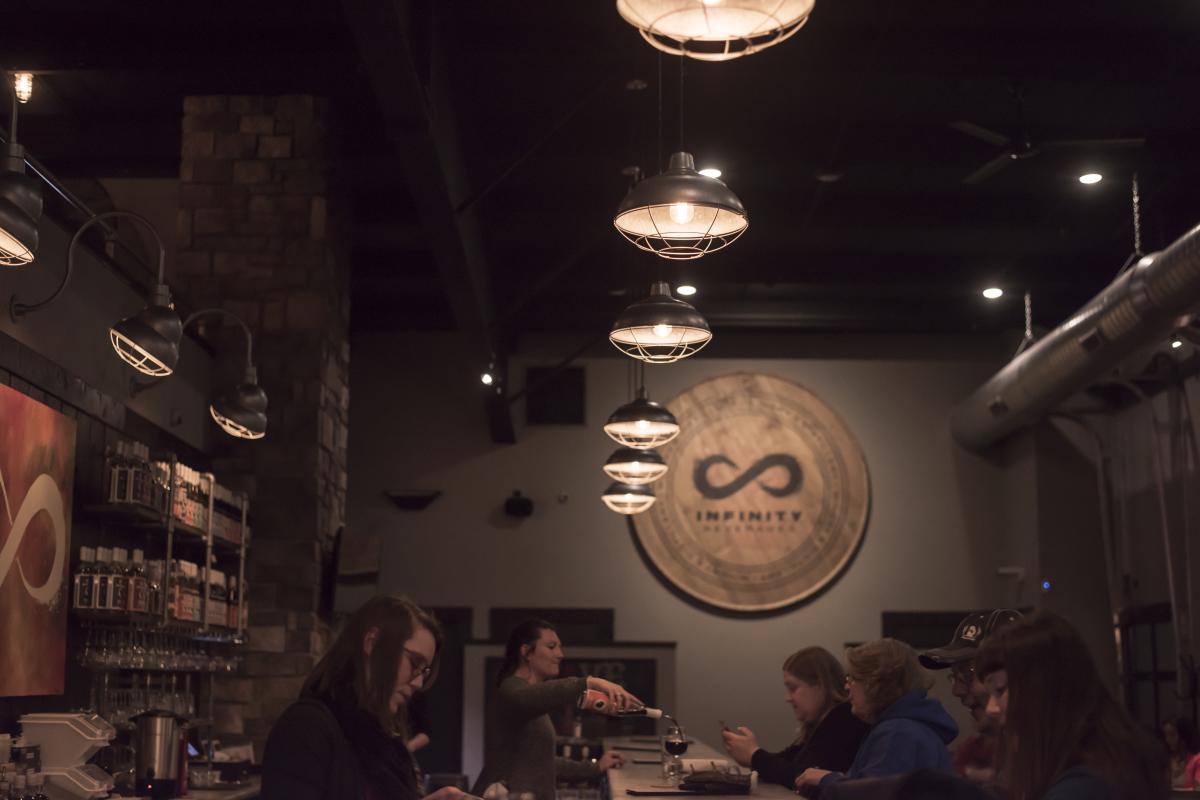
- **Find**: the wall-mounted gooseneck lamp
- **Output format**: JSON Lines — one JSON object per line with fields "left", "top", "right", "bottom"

{"left": 0, "top": 71, "right": 43, "bottom": 266}
{"left": 10, "top": 210, "right": 183, "bottom": 376}
{"left": 129, "top": 308, "right": 269, "bottom": 441}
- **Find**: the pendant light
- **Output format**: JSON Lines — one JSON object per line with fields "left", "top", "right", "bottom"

{"left": 10, "top": 210, "right": 182, "bottom": 375}
{"left": 610, "top": 280, "right": 711, "bottom": 363}
{"left": 211, "top": 369, "right": 269, "bottom": 440}
{"left": 616, "top": 0, "right": 816, "bottom": 62}
{"left": 604, "top": 387, "right": 680, "bottom": 449}
{"left": 602, "top": 481, "right": 657, "bottom": 515}
{"left": 0, "top": 72, "right": 43, "bottom": 266}
{"left": 604, "top": 447, "right": 669, "bottom": 485}
{"left": 180, "top": 309, "right": 268, "bottom": 440}
{"left": 614, "top": 151, "right": 747, "bottom": 260}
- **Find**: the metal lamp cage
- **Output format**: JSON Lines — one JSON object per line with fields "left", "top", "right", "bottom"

{"left": 616, "top": 0, "right": 816, "bottom": 62}
{"left": 609, "top": 281, "right": 712, "bottom": 364}
{"left": 602, "top": 481, "right": 658, "bottom": 515}
{"left": 603, "top": 447, "right": 670, "bottom": 485}
{"left": 603, "top": 392, "right": 681, "bottom": 449}
{"left": 614, "top": 152, "right": 747, "bottom": 261}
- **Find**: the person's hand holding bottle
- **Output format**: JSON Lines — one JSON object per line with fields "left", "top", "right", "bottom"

{"left": 586, "top": 676, "right": 643, "bottom": 712}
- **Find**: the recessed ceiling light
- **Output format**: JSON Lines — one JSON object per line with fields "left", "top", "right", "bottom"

{"left": 1172, "top": 337, "right": 1184, "bottom": 350}
{"left": 698, "top": 168, "right": 722, "bottom": 179}
{"left": 1078, "top": 173, "right": 1102, "bottom": 185}
{"left": 480, "top": 372, "right": 494, "bottom": 386}
{"left": 982, "top": 287, "right": 1004, "bottom": 300}
{"left": 676, "top": 284, "right": 697, "bottom": 296}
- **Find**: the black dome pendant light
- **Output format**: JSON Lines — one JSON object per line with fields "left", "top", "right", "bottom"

{"left": 603, "top": 446, "right": 669, "bottom": 485}
{"left": 0, "top": 71, "right": 43, "bottom": 266}
{"left": 181, "top": 309, "right": 269, "bottom": 440}
{"left": 604, "top": 361, "right": 681, "bottom": 449}
{"left": 602, "top": 481, "right": 657, "bottom": 515}
{"left": 610, "top": 280, "right": 711, "bottom": 363}
{"left": 10, "top": 210, "right": 183, "bottom": 376}
{"left": 613, "top": 54, "right": 747, "bottom": 259}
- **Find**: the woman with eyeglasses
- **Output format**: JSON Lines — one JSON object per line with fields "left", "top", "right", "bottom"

{"left": 472, "top": 619, "right": 639, "bottom": 800}
{"left": 262, "top": 595, "right": 460, "bottom": 800}
{"left": 720, "top": 646, "right": 869, "bottom": 788}
{"left": 976, "top": 611, "right": 1166, "bottom": 800}
{"left": 795, "top": 638, "right": 957, "bottom": 793}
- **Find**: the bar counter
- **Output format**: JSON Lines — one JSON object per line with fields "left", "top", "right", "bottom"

{"left": 183, "top": 775, "right": 261, "bottom": 800}
{"left": 604, "top": 737, "right": 796, "bottom": 800}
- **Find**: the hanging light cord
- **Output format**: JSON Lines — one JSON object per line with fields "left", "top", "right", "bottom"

{"left": 11, "top": 210, "right": 167, "bottom": 321}
{"left": 678, "top": 55, "right": 685, "bottom": 151}
{"left": 657, "top": 51, "right": 663, "bottom": 171}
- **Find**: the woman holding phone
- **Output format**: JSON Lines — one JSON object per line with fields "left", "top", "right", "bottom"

{"left": 721, "top": 646, "right": 868, "bottom": 787}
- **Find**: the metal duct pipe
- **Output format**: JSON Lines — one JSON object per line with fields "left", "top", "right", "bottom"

{"left": 951, "top": 220, "right": 1200, "bottom": 450}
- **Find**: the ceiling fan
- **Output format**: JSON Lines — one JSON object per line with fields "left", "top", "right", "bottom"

{"left": 951, "top": 84, "right": 1144, "bottom": 184}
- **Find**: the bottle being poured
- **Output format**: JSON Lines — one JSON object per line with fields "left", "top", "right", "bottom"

{"left": 578, "top": 689, "right": 666, "bottom": 719}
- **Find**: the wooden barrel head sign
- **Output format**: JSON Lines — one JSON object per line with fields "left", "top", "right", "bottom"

{"left": 632, "top": 373, "right": 870, "bottom": 612}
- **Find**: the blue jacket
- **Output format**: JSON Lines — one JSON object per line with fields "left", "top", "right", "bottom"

{"left": 820, "top": 691, "right": 957, "bottom": 787}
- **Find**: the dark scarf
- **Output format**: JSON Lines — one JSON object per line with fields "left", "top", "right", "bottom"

{"left": 324, "top": 685, "right": 420, "bottom": 800}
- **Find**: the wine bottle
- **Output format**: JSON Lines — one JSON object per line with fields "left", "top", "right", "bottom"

{"left": 577, "top": 689, "right": 664, "bottom": 718}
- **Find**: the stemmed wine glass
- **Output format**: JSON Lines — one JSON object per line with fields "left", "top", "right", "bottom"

{"left": 662, "top": 724, "right": 688, "bottom": 785}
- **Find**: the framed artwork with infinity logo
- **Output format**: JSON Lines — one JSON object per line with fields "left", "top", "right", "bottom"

{"left": 0, "top": 383, "right": 75, "bottom": 696}
{"left": 632, "top": 373, "right": 870, "bottom": 613}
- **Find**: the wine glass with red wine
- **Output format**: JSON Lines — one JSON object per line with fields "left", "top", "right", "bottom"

{"left": 663, "top": 724, "right": 688, "bottom": 784}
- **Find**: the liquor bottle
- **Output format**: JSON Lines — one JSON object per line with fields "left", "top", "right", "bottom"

{"left": 94, "top": 547, "right": 113, "bottom": 611}
{"left": 73, "top": 546, "right": 96, "bottom": 610}
{"left": 26, "top": 773, "right": 47, "bottom": 800}
{"left": 209, "top": 570, "right": 227, "bottom": 628}
{"left": 147, "top": 559, "right": 164, "bottom": 617}
{"left": 129, "top": 549, "right": 149, "bottom": 615}
{"left": 110, "top": 548, "right": 130, "bottom": 612}
{"left": 577, "top": 689, "right": 664, "bottom": 718}
{"left": 11, "top": 773, "right": 25, "bottom": 800}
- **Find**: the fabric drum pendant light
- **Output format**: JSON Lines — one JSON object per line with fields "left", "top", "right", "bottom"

{"left": 616, "top": 0, "right": 816, "bottom": 62}
{"left": 610, "top": 281, "right": 712, "bottom": 363}
{"left": 614, "top": 152, "right": 747, "bottom": 260}
{"left": 604, "top": 389, "right": 680, "bottom": 448}
{"left": 602, "top": 481, "right": 657, "bottom": 515}
{"left": 603, "top": 447, "right": 669, "bottom": 485}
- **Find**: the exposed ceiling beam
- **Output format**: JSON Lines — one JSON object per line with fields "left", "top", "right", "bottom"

{"left": 339, "top": 0, "right": 513, "bottom": 443}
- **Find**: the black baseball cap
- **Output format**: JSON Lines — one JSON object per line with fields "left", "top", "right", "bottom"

{"left": 919, "top": 609, "right": 1022, "bottom": 669}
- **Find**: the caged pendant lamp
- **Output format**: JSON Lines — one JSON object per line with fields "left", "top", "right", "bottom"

{"left": 610, "top": 280, "right": 712, "bottom": 363}
{"left": 602, "top": 481, "right": 657, "bottom": 515}
{"left": 616, "top": 0, "right": 816, "bottom": 62}
{"left": 604, "top": 387, "right": 680, "bottom": 449}
{"left": 614, "top": 152, "right": 747, "bottom": 260}
{"left": 180, "top": 309, "right": 269, "bottom": 440}
{"left": 603, "top": 446, "right": 669, "bottom": 485}
{"left": 0, "top": 72, "right": 43, "bottom": 266}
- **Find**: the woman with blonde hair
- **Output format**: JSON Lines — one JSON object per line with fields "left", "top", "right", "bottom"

{"left": 721, "top": 646, "right": 868, "bottom": 787}
{"left": 795, "top": 638, "right": 957, "bottom": 792}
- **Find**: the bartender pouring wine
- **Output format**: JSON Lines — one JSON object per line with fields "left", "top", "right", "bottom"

{"left": 473, "top": 619, "right": 653, "bottom": 800}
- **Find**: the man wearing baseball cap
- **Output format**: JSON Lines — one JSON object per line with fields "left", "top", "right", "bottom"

{"left": 920, "top": 609, "right": 1022, "bottom": 783}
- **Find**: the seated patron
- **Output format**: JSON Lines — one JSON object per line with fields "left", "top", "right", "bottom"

{"left": 977, "top": 611, "right": 1167, "bottom": 800}
{"left": 1163, "top": 716, "right": 1200, "bottom": 789}
{"left": 721, "top": 646, "right": 868, "bottom": 788}
{"left": 261, "top": 595, "right": 460, "bottom": 800}
{"left": 795, "top": 639, "right": 957, "bottom": 792}
{"left": 919, "top": 608, "right": 1022, "bottom": 784}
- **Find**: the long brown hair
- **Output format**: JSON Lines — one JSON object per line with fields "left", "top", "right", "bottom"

{"left": 302, "top": 594, "right": 443, "bottom": 734}
{"left": 976, "top": 611, "right": 1166, "bottom": 800}
{"left": 845, "top": 638, "right": 930, "bottom": 722}
{"left": 783, "top": 646, "right": 848, "bottom": 743}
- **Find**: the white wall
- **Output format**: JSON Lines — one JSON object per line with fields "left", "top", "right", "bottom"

{"left": 345, "top": 331, "right": 1028, "bottom": 757}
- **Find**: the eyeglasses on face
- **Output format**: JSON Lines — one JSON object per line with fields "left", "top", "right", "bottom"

{"left": 403, "top": 647, "right": 434, "bottom": 683}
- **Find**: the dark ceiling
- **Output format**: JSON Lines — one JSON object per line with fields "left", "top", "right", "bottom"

{"left": 5, "top": 1, "right": 1200, "bottom": 353}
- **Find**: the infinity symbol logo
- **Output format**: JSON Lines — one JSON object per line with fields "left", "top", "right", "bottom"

{"left": 693, "top": 454, "right": 804, "bottom": 499}
{"left": 0, "top": 471, "right": 67, "bottom": 606}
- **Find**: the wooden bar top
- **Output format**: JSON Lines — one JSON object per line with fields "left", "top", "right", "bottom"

{"left": 604, "top": 737, "right": 797, "bottom": 799}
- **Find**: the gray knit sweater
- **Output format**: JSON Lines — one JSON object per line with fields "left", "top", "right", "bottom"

{"left": 471, "top": 675, "right": 599, "bottom": 800}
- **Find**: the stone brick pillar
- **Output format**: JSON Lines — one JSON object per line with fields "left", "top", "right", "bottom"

{"left": 172, "top": 95, "right": 350, "bottom": 757}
